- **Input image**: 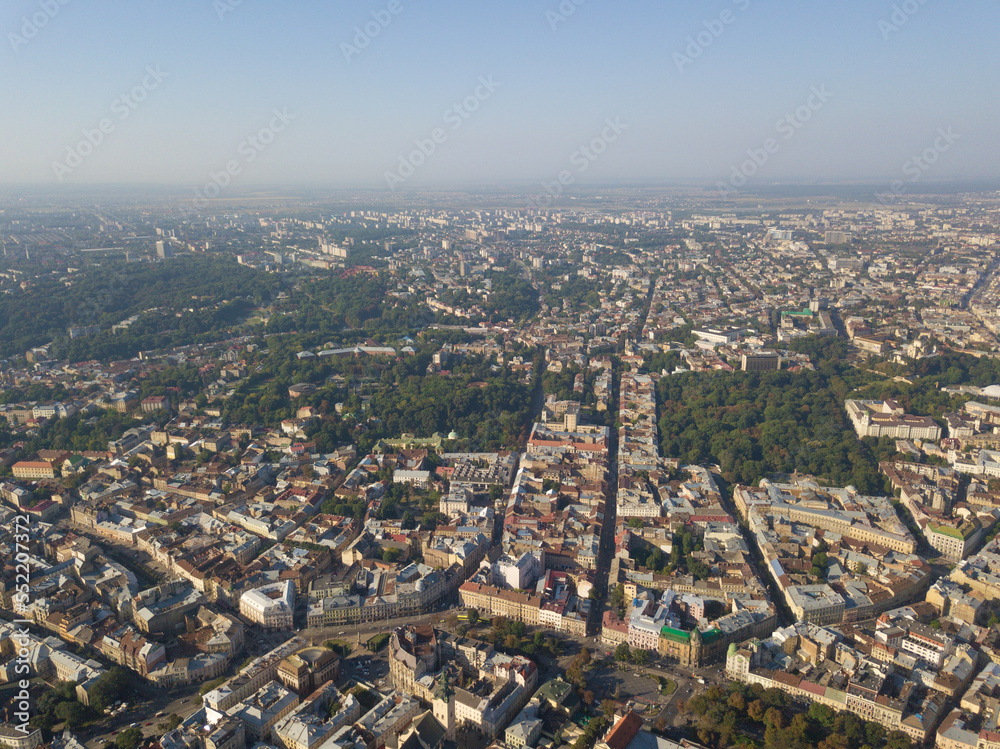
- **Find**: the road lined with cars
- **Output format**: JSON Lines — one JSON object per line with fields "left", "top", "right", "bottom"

{"left": 81, "top": 694, "right": 203, "bottom": 749}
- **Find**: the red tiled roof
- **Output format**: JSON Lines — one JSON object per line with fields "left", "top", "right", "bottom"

{"left": 605, "top": 711, "right": 643, "bottom": 749}
{"left": 773, "top": 672, "right": 801, "bottom": 688}
{"left": 800, "top": 681, "right": 825, "bottom": 697}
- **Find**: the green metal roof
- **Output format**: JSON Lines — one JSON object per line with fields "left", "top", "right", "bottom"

{"left": 702, "top": 628, "right": 723, "bottom": 643}
{"left": 660, "top": 626, "right": 690, "bottom": 643}
{"left": 659, "top": 626, "right": 723, "bottom": 644}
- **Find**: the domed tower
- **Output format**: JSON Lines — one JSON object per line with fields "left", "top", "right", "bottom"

{"left": 726, "top": 641, "right": 755, "bottom": 680}
{"left": 690, "top": 627, "right": 703, "bottom": 667}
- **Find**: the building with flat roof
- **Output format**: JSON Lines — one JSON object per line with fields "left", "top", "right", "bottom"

{"left": 226, "top": 680, "right": 299, "bottom": 743}
{"left": 203, "top": 636, "right": 307, "bottom": 715}
{"left": 741, "top": 352, "right": 782, "bottom": 372}
{"left": 272, "top": 681, "right": 360, "bottom": 749}
{"left": 786, "top": 585, "right": 847, "bottom": 625}
{"left": 240, "top": 579, "right": 295, "bottom": 631}
{"left": 846, "top": 399, "right": 942, "bottom": 441}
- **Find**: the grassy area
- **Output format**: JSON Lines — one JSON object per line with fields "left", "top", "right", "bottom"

{"left": 658, "top": 677, "right": 677, "bottom": 696}
{"left": 324, "top": 640, "right": 352, "bottom": 657}
{"left": 367, "top": 633, "right": 390, "bottom": 652}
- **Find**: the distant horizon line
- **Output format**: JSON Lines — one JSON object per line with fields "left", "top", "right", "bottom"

{"left": 1, "top": 177, "right": 999, "bottom": 194}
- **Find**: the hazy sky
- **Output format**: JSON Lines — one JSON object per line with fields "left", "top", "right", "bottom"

{"left": 3, "top": 0, "right": 998, "bottom": 190}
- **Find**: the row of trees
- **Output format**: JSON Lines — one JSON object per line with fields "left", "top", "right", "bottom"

{"left": 683, "top": 680, "right": 912, "bottom": 749}
{"left": 476, "top": 616, "right": 561, "bottom": 658}
{"left": 608, "top": 584, "right": 627, "bottom": 619}
{"left": 613, "top": 641, "right": 650, "bottom": 665}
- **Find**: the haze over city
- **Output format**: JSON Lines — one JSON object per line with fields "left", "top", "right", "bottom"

{"left": 6, "top": 5, "right": 1000, "bottom": 749}
{"left": 3, "top": 0, "right": 1000, "bottom": 189}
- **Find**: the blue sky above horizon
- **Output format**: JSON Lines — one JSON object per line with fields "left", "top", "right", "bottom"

{"left": 2, "top": 0, "right": 998, "bottom": 190}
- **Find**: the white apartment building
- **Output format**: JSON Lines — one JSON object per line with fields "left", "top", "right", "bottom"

{"left": 846, "top": 399, "right": 942, "bottom": 441}
{"left": 900, "top": 631, "right": 951, "bottom": 669}
{"left": 925, "top": 523, "right": 981, "bottom": 563}
{"left": 492, "top": 552, "right": 539, "bottom": 590}
{"left": 0, "top": 727, "right": 43, "bottom": 749}
{"left": 240, "top": 580, "right": 295, "bottom": 631}
{"left": 628, "top": 599, "right": 671, "bottom": 652}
